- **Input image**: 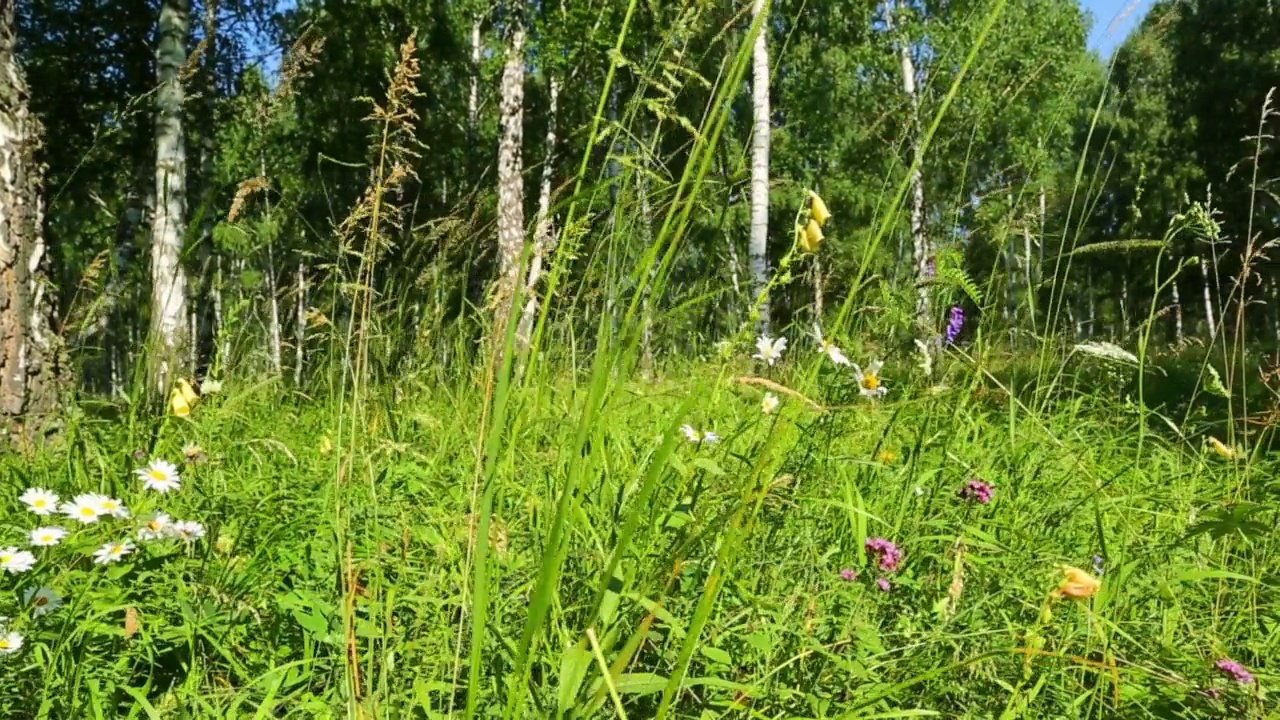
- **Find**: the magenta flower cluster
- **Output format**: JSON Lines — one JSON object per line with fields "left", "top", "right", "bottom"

{"left": 1215, "top": 658, "right": 1255, "bottom": 684}
{"left": 865, "top": 537, "right": 902, "bottom": 572}
{"left": 959, "top": 478, "right": 994, "bottom": 504}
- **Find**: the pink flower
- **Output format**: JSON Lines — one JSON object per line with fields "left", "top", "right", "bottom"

{"left": 865, "top": 537, "right": 902, "bottom": 572}
{"left": 959, "top": 479, "right": 994, "bottom": 504}
{"left": 876, "top": 578, "right": 892, "bottom": 592}
{"left": 1215, "top": 658, "right": 1255, "bottom": 684}
{"left": 839, "top": 568, "right": 858, "bottom": 582}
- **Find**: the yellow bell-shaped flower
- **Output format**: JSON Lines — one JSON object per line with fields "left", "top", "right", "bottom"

{"left": 1051, "top": 565, "right": 1101, "bottom": 600}
{"left": 799, "top": 219, "right": 824, "bottom": 254}
{"left": 170, "top": 378, "right": 200, "bottom": 418}
{"left": 809, "top": 191, "right": 831, "bottom": 227}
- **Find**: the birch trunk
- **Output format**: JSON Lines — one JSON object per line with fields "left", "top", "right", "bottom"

{"left": 1086, "top": 268, "right": 1096, "bottom": 337}
{"left": 887, "top": 0, "right": 930, "bottom": 325}
{"left": 1200, "top": 254, "right": 1217, "bottom": 338}
{"left": 294, "top": 261, "right": 305, "bottom": 385}
{"left": 150, "top": 0, "right": 191, "bottom": 391}
{"left": 1171, "top": 278, "right": 1184, "bottom": 344}
{"left": 0, "top": 3, "right": 62, "bottom": 436}
{"left": 495, "top": 20, "right": 526, "bottom": 333}
{"left": 194, "top": 0, "right": 218, "bottom": 376}
{"left": 266, "top": 243, "right": 282, "bottom": 375}
{"left": 517, "top": 76, "right": 558, "bottom": 347}
{"left": 640, "top": 163, "right": 655, "bottom": 380}
{"left": 748, "top": 0, "right": 771, "bottom": 334}
{"left": 469, "top": 17, "right": 481, "bottom": 134}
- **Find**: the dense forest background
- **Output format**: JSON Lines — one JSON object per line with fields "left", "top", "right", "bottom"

{"left": 3, "top": 0, "right": 1276, "bottom": 415}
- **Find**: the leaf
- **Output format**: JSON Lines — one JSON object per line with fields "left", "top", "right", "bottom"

{"left": 1204, "top": 365, "right": 1230, "bottom": 398}
{"left": 700, "top": 646, "right": 732, "bottom": 666}
{"left": 691, "top": 458, "right": 724, "bottom": 476}
{"left": 616, "top": 673, "right": 668, "bottom": 695}
{"left": 1172, "top": 568, "right": 1260, "bottom": 585}
{"left": 556, "top": 637, "right": 592, "bottom": 713}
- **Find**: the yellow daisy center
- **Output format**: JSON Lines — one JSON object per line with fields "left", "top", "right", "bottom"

{"left": 861, "top": 373, "right": 880, "bottom": 391}
{"left": 79, "top": 506, "right": 96, "bottom": 517}
{"left": 34, "top": 499, "right": 48, "bottom": 508}
{"left": 33, "top": 596, "right": 48, "bottom": 607}
{"left": 0, "top": 639, "right": 10, "bottom": 649}
{"left": 149, "top": 470, "right": 167, "bottom": 481}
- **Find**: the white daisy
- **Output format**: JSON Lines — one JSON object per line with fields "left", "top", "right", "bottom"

{"left": 92, "top": 495, "right": 130, "bottom": 519}
{"left": 761, "top": 393, "right": 780, "bottom": 414}
{"left": 138, "top": 513, "right": 173, "bottom": 541}
{"left": 200, "top": 378, "right": 223, "bottom": 394}
{"left": 23, "top": 587, "right": 62, "bottom": 617}
{"left": 679, "top": 425, "right": 719, "bottom": 444}
{"left": 28, "top": 526, "right": 67, "bottom": 547}
{"left": 852, "top": 360, "right": 889, "bottom": 398}
{"left": 135, "top": 459, "right": 182, "bottom": 494}
{"left": 0, "top": 631, "right": 22, "bottom": 655}
{"left": 0, "top": 547, "right": 37, "bottom": 574}
{"left": 92, "top": 539, "right": 136, "bottom": 565}
{"left": 62, "top": 494, "right": 103, "bottom": 524}
{"left": 813, "top": 324, "right": 850, "bottom": 366}
{"left": 19, "top": 488, "right": 59, "bottom": 516}
{"left": 752, "top": 335, "right": 788, "bottom": 366}
{"left": 171, "top": 520, "right": 206, "bottom": 542}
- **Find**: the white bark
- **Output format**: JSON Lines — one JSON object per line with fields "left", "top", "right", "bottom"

{"left": 0, "top": 3, "right": 61, "bottom": 426}
{"left": 517, "top": 76, "right": 559, "bottom": 346}
{"left": 469, "top": 17, "right": 481, "bottom": 133}
{"left": 496, "top": 22, "right": 526, "bottom": 332}
{"left": 1171, "top": 278, "right": 1184, "bottom": 344}
{"left": 1200, "top": 254, "right": 1217, "bottom": 338}
{"left": 294, "top": 260, "right": 305, "bottom": 385}
{"left": 150, "top": 0, "right": 191, "bottom": 390}
{"left": 1086, "top": 268, "right": 1096, "bottom": 337}
{"left": 266, "top": 244, "right": 282, "bottom": 375}
{"left": 887, "top": 0, "right": 930, "bottom": 325}
{"left": 748, "top": 0, "right": 771, "bottom": 334}
{"left": 214, "top": 254, "right": 227, "bottom": 371}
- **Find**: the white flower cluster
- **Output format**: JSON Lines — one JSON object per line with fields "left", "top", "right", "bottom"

{"left": 2, "top": 456, "right": 207, "bottom": 657}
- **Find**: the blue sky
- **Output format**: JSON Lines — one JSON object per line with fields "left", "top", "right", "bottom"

{"left": 1083, "top": 0, "right": 1157, "bottom": 57}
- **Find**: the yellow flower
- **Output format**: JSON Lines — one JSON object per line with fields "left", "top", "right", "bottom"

{"left": 799, "top": 219, "right": 824, "bottom": 254}
{"left": 1207, "top": 436, "right": 1239, "bottom": 460}
{"left": 877, "top": 449, "right": 897, "bottom": 465}
{"left": 1051, "top": 565, "right": 1101, "bottom": 600}
{"left": 808, "top": 191, "right": 831, "bottom": 227}
{"left": 319, "top": 436, "right": 333, "bottom": 455}
{"left": 170, "top": 378, "right": 200, "bottom": 417}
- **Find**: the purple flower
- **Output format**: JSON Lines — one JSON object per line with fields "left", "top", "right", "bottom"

{"left": 865, "top": 537, "right": 902, "bottom": 573}
{"left": 945, "top": 306, "right": 965, "bottom": 345}
{"left": 958, "top": 479, "right": 994, "bottom": 504}
{"left": 839, "top": 568, "right": 858, "bottom": 582}
{"left": 1092, "top": 554, "right": 1105, "bottom": 576}
{"left": 876, "top": 578, "right": 892, "bottom": 592}
{"left": 1215, "top": 658, "right": 1255, "bottom": 684}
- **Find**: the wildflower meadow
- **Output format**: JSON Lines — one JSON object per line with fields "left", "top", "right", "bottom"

{"left": 3, "top": 0, "right": 1278, "bottom": 717}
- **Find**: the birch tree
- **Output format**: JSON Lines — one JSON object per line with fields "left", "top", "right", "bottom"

{"left": 885, "top": 0, "right": 930, "bottom": 326}
{"left": 0, "top": 0, "right": 61, "bottom": 435}
{"left": 495, "top": 11, "right": 525, "bottom": 336}
{"left": 150, "top": 0, "right": 191, "bottom": 390}
{"left": 748, "top": 0, "right": 771, "bottom": 333}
